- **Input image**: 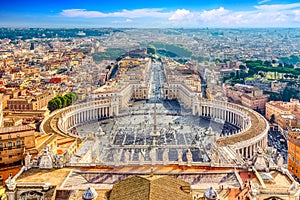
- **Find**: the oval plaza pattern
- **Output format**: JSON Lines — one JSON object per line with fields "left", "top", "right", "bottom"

{"left": 41, "top": 94, "right": 269, "bottom": 163}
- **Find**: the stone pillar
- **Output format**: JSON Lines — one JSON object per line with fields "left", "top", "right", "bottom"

{"left": 192, "top": 105, "right": 195, "bottom": 115}
{"left": 6, "top": 191, "right": 16, "bottom": 200}
{"left": 71, "top": 115, "right": 74, "bottom": 127}
{"left": 67, "top": 118, "right": 70, "bottom": 129}
{"left": 199, "top": 105, "right": 202, "bottom": 116}
{"left": 109, "top": 107, "right": 112, "bottom": 117}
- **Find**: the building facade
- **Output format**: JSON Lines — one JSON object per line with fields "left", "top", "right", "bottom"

{"left": 226, "top": 84, "right": 269, "bottom": 114}
{"left": 266, "top": 99, "right": 300, "bottom": 135}
{"left": 6, "top": 91, "right": 53, "bottom": 111}
{"left": 0, "top": 125, "right": 35, "bottom": 186}
{"left": 288, "top": 126, "right": 300, "bottom": 179}
{"left": 0, "top": 125, "right": 35, "bottom": 166}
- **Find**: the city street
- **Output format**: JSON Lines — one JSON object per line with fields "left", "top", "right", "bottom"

{"left": 268, "top": 130, "right": 288, "bottom": 163}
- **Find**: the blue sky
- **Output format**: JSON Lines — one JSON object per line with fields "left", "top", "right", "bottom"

{"left": 1, "top": 0, "right": 300, "bottom": 28}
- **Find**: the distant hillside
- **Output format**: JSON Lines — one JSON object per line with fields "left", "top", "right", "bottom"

{"left": 149, "top": 42, "right": 193, "bottom": 58}
{"left": 92, "top": 48, "right": 127, "bottom": 62}
{"left": 0, "top": 28, "right": 123, "bottom": 40}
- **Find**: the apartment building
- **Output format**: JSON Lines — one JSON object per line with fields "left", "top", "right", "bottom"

{"left": 0, "top": 125, "right": 36, "bottom": 166}
{"left": 288, "top": 127, "right": 300, "bottom": 179}
{"left": 226, "top": 84, "right": 269, "bottom": 114}
{"left": 266, "top": 99, "right": 300, "bottom": 134}
{"left": 6, "top": 90, "right": 53, "bottom": 111}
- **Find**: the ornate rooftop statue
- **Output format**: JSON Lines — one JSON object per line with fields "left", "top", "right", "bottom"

{"left": 39, "top": 145, "right": 53, "bottom": 169}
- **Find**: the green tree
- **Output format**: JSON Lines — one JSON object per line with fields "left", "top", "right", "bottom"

{"left": 64, "top": 92, "right": 78, "bottom": 105}
{"left": 47, "top": 100, "right": 57, "bottom": 112}
{"left": 282, "top": 87, "right": 298, "bottom": 102}
{"left": 239, "top": 65, "right": 246, "bottom": 70}
{"left": 230, "top": 71, "right": 236, "bottom": 79}
{"left": 53, "top": 96, "right": 64, "bottom": 108}
{"left": 64, "top": 94, "right": 73, "bottom": 106}
{"left": 53, "top": 97, "right": 63, "bottom": 109}
{"left": 47, "top": 98, "right": 61, "bottom": 112}
{"left": 263, "top": 60, "right": 272, "bottom": 67}
{"left": 147, "top": 45, "right": 156, "bottom": 55}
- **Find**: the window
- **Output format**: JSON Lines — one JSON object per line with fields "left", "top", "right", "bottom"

{"left": 9, "top": 155, "right": 12, "bottom": 158}
{"left": 8, "top": 142, "right": 12, "bottom": 150}
{"left": 8, "top": 135, "right": 11, "bottom": 139}
{"left": 17, "top": 134, "right": 20, "bottom": 138}
{"left": 16, "top": 140, "right": 21, "bottom": 148}
{"left": 0, "top": 143, "right": 2, "bottom": 151}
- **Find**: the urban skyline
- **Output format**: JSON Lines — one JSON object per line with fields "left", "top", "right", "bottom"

{"left": 1, "top": 1, "right": 300, "bottom": 199}
{"left": 1, "top": 0, "right": 300, "bottom": 28}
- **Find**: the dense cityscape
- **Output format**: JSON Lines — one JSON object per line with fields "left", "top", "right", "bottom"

{"left": 0, "top": 26, "right": 300, "bottom": 199}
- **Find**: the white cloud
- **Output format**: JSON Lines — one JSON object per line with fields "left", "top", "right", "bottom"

{"left": 61, "top": 8, "right": 170, "bottom": 18}
{"left": 169, "top": 9, "right": 192, "bottom": 21}
{"left": 292, "top": 10, "right": 300, "bottom": 22}
{"left": 258, "top": 0, "right": 271, "bottom": 5}
{"left": 61, "top": 9, "right": 108, "bottom": 17}
{"left": 60, "top": 4, "right": 300, "bottom": 27}
{"left": 254, "top": 3, "right": 300, "bottom": 11}
{"left": 199, "top": 7, "right": 230, "bottom": 21}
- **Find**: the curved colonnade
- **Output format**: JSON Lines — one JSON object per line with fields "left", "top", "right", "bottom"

{"left": 41, "top": 98, "right": 269, "bottom": 159}
{"left": 194, "top": 99, "right": 269, "bottom": 158}
{"left": 40, "top": 99, "right": 119, "bottom": 137}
